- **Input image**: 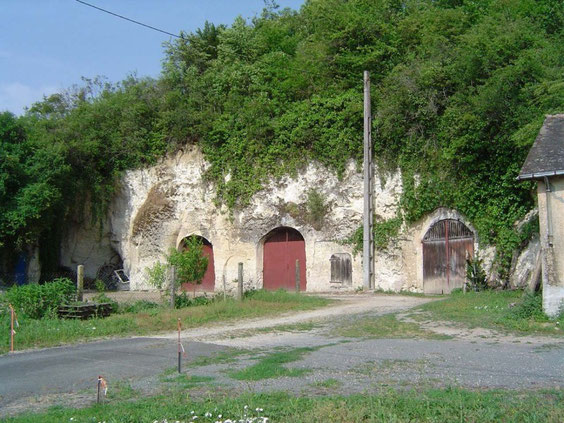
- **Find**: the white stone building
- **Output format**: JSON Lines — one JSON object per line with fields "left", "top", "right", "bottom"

{"left": 518, "top": 114, "right": 564, "bottom": 317}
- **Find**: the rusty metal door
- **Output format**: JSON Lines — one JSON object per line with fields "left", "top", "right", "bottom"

{"left": 263, "top": 227, "right": 307, "bottom": 291}
{"left": 422, "top": 219, "right": 473, "bottom": 294}
{"left": 181, "top": 237, "right": 215, "bottom": 292}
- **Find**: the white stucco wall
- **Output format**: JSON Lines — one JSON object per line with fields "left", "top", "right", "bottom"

{"left": 537, "top": 177, "right": 564, "bottom": 317}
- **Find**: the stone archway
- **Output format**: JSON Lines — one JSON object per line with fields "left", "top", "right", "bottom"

{"left": 179, "top": 235, "right": 215, "bottom": 292}
{"left": 422, "top": 219, "right": 474, "bottom": 294}
{"left": 262, "top": 227, "right": 306, "bottom": 291}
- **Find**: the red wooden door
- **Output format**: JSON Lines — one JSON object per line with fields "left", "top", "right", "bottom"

{"left": 423, "top": 220, "right": 473, "bottom": 294}
{"left": 181, "top": 238, "right": 215, "bottom": 292}
{"left": 263, "top": 227, "right": 306, "bottom": 291}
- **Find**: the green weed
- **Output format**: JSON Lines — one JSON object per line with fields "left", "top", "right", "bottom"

{"left": 4, "top": 388, "right": 563, "bottom": 422}
{"left": 227, "top": 347, "right": 318, "bottom": 381}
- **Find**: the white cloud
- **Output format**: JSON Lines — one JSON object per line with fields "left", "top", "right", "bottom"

{"left": 0, "top": 82, "right": 59, "bottom": 115}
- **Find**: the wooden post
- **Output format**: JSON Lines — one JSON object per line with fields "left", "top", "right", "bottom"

{"left": 237, "top": 262, "right": 243, "bottom": 301}
{"left": 170, "top": 265, "right": 176, "bottom": 308}
{"left": 9, "top": 304, "right": 14, "bottom": 353}
{"left": 77, "top": 265, "right": 84, "bottom": 302}
{"left": 295, "top": 260, "right": 300, "bottom": 292}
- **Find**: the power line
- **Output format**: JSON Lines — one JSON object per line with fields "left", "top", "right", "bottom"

{"left": 74, "top": 0, "right": 182, "bottom": 39}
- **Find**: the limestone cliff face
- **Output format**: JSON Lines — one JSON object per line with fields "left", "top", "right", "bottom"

{"left": 68, "top": 147, "right": 401, "bottom": 291}
{"left": 60, "top": 147, "right": 537, "bottom": 292}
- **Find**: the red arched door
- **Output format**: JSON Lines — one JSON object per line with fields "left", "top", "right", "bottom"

{"left": 180, "top": 236, "right": 215, "bottom": 292}
{"left": 263, "top": 227, "right": 306, "bottom": 291}
{"left": 422, "top": 219, "right": 474, "bottom": 294}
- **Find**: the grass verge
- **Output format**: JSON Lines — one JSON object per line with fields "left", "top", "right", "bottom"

{"left": 0, "top": 291, "right": 331, "bottom": 353}
{"left": 3, "top": 388, "right": 563, "bottom": 422}
{"left": 417, "top": 290, "right": 563, "bottom": 336}
{"left": 332, "top": 313, "right": 451, "bottom": 339}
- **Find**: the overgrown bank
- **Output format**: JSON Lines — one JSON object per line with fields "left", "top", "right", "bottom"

{"left": 1, "top": 0, "right": 563, "bottom": 280}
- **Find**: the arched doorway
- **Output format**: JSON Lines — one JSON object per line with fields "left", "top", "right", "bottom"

{"left": 180, "top": 236, "right": 215, "bottom": 292}
{"left": 422, "top": 219, "right": 474, "bottom": 294}
{"left": 263, "top": 227, "right": 306, "bottom": 291}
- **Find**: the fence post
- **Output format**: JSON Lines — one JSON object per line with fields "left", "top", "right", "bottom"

{"left": 237, "top": 262, "right": 243, "bottom": 301}
{"left": 295, "top": 260, "right": 300, "bottom": 292}
{"left": 170, "top": 265, "right": 176, "bottom": 308}
{"left": 77, "top": 265, "right": 84, "bottom": 302}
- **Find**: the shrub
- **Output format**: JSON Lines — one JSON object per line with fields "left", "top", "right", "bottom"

{"left": 508, "top": 291, "right": 547, "bottom": 321}
{"left": 120, "top": 300, "right": 160, "bottom": 314}
{"left": 90, "top": 293, "right": 119, "bottom": 313}
{"left": 465, "top": 254, "right": 489, "bottom": 291}
{"left": 2, "top": 278, "right": 76, "bottom": 319}
{"left": 174, "top": 292, "right": 211, "bottom": 309}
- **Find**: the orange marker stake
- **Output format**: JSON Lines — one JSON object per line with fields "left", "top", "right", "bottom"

{"left": 97, "top": 375, "right": 108, "bottom": 403}
{"left": 8, "top": 304, "right": 16, "bottom": 353}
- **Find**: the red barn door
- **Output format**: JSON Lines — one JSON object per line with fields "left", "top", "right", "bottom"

{"left": 180, "top": 236, "right": 215, "bottom": 292}
{"left": 263, "top": 227, "right": 306, "bottom": 291}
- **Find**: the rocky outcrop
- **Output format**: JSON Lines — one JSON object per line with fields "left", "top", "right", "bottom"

{"left": 61, "top": 147, "right": 537, "bottom": 293}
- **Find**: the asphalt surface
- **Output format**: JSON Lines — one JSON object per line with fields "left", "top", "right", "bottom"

{"left": 0, "top": 337, "right": 226, "bottom": 411}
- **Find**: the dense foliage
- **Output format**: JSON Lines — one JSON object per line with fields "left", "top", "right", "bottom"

{"left": 0, "top": 0, "right": 563, "bottom": 281}
{"left": 1, "top": 278, "right": 75, "bottom": 319}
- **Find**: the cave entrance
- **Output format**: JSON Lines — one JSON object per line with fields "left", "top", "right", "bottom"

{"left": 180, "top": 235, "right": 215, "bottom": 292}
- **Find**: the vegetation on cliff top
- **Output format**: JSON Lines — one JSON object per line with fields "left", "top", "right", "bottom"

{"left": 1, "top": 0, "right": 563, "bottom": 280}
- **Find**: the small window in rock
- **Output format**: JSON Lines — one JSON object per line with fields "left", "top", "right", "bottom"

{"left": 330, "top": 253, "right": 352, "bottom": 285}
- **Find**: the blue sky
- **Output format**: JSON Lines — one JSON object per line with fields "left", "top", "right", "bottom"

{"left": 0, "top": 0, "right": 304, "bottom": 115}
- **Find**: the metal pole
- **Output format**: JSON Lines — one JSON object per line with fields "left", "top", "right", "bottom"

{"left": 295, "top": 260, "right": 300, "bottom": 292}
{"left": 363, "top": 70, "right": 373, "bottom": 289}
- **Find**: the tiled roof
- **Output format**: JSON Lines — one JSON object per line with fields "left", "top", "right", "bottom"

{"left": 518, "top": 114, "right": 564, "bottom": 180}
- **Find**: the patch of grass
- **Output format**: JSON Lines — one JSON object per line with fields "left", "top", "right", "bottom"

{"left": 227, "top": 347, "right": 318, "bottom": 381}
{"left": 418, "top": 290, "right": 563, "bottom": 336}
{"left": 355, "top": 359, "right": 432, "bottom": 377}
{"left": 237, "top": 321, "right": 320, "bottom": 338}
{"left": 311, "top": 378, "right": 342, "bottom": 389}
{"left": 106, "top": 381, "right": 138, "bottom": 401}
{"left": 373, "top": 289, "right": 430, "bottom": 298}
{"left": 4, "top": 388, "right": 563, "bottom": 422}
{"left": 161, "top": 373, "right": 215, "bottom": 389}
{"left": 333, "top": 313, "right": 451, "bottom": 339}
{"left": 0, "top": 292, "right": 331, "bottom": 353}
{"left": 187, "top": 348, "right": 254, "bottom": 368}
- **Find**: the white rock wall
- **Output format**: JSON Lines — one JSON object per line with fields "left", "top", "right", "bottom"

{"left": 93, "top": 147, "right": 404, "bottom": 292}
{"left": 62, "top": 147, "right": 535, "bottom": 294}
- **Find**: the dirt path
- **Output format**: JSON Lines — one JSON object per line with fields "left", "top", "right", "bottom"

{"left": 158, "top": 294, "right": 434, "bottom": 343}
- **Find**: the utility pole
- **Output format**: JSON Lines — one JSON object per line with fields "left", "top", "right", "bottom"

{"left": 363, "top": 71, "right": 374, "bottom": 289}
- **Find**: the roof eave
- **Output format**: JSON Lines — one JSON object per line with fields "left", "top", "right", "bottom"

{"left": 516, "top": 169, "right": 564, "bottom": 181}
